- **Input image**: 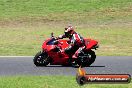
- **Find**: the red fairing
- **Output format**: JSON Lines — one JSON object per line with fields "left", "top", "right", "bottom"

{"left": 58, "top": 40, "right": 69, "bottom": 49}
{"left": 85, "top": 39, "right": 98, "bottom": 50}
{"left": 42, "top": 38, "right": 50, "bottom": 49}
{"left": 41, "top": 38, "right": 69, "bottom": 65}
{"left": 40, "top": 37, "right": 98, "bottom": 65}
{"left": 42, "top": 39, "right": 69, "bottom": 51}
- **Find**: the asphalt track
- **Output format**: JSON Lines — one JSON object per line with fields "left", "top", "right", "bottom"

{"left": 0, "top": 56, "right": 132, "bottom": 76}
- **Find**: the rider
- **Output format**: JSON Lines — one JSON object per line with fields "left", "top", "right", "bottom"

{"left": 58, "top": 26, "right": 85, "bottom": 58}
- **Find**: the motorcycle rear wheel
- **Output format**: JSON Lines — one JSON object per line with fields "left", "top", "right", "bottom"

{"left": 33, "top": 51, "right": 50, "bottom": 66}
{"left": 78, "top": 50, "right": 96, "bottom": 67}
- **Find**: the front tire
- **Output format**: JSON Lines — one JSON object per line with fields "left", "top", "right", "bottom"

{"left": 33, "top": 51, "right": 50, "bottom": 66}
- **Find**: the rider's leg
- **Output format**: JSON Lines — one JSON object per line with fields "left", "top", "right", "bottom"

{"left": 72, "top": 46, "right": 85, "bottom": 58}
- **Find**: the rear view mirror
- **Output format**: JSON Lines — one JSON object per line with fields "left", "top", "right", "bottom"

{"left": 51, "top": 32, "right": 54, "bottom": 37}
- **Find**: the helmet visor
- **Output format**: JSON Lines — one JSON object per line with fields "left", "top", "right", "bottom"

{"left": 65, "top": 32, "right": 70, "bottom": 37}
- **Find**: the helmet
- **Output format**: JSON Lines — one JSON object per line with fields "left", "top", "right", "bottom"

{"left": 64, "top": 26, "right": 75, "bottom": 38}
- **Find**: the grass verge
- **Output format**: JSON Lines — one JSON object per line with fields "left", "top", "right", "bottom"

{"left": 0, "top": 76, "right": 131, "bottom": 88}
{"left": 0, "top": 25, "right": 132, "bottom": 56}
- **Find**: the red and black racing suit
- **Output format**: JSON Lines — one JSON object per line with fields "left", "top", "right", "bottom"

{"left": 60, "top": 32, "right": 85, "bottom": 57}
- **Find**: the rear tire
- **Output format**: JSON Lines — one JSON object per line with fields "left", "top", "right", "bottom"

{"left": 33, "top": 51, "right": 50, "bottom": 66}
{"left": 78, "top": 50, "right": 96, "bottom": 67}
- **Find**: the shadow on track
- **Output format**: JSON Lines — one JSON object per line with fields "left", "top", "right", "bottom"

{"left": 35, "top": 65, "right": 105, "bottom": 68}
{"left": 88, "top": 65, "right": 105, "bottom": 67}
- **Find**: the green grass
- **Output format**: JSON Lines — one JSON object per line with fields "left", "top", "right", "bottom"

{"left": 0, "top": 76, "right": 131, "bottom": 88}
{"left": 0, "top": 26, "right": 132, "bottom": 56}
{"left": 0, "top": 0, "right": 132, "bottom": 56}
{"left": 0, "top": 0, "right": 132, "bottom": 22}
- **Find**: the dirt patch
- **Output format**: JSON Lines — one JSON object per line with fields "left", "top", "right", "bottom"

{"left": 0, "top": 17, "right": 63, "bottom": 28}
{"left": 0, "top": 15, "right": 132, "bottom": 29}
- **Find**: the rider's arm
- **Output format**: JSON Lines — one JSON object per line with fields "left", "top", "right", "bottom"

{"left": 58, "top": 34, "right": 66, "bottom": 39}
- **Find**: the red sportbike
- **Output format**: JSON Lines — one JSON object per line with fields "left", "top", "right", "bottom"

{"left": 33, "top": 33, "right": 99, "bottom": 67}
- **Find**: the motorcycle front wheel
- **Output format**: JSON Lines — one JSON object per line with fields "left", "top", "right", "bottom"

{"left": 33, "top": 51, "right": 50, "bottom": 66}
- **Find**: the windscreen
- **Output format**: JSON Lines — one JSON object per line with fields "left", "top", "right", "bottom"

{"left": 46, "top": 38, "right": 57, "bottom": 45}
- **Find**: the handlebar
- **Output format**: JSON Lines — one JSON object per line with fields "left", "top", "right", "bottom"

{"left": 50, "top": 32, "right": 63, "bottom": 45}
